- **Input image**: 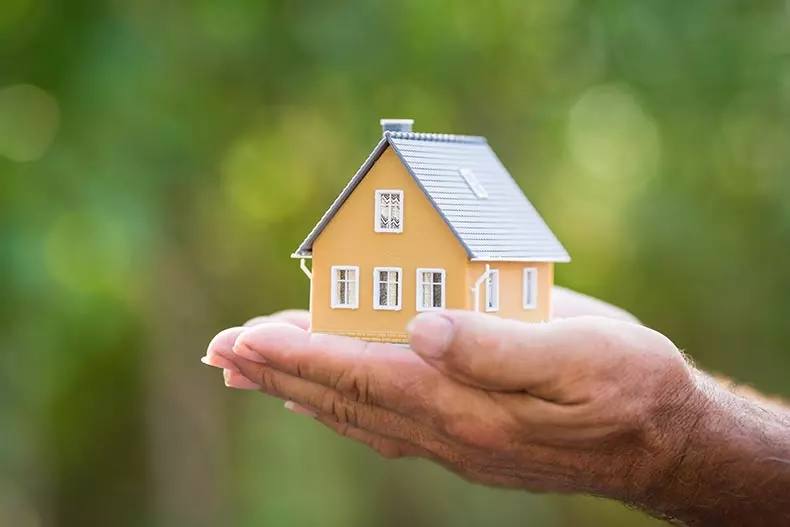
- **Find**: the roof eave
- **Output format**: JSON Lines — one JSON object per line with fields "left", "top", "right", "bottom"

{"left": 470, "top": 255, "right": 571, "bottom": 263}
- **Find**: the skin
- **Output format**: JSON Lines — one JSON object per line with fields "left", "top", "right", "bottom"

{"left": 202, "top": 287, "right": 790, "bottom": 526}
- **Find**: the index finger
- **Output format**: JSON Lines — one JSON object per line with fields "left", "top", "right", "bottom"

{"left": 232, "top": 323, "right": 451, "bottom": 421}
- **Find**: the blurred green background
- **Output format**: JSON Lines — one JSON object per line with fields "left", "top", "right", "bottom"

{"left": 2, "top": 1, "right": 790, "bottom": 526}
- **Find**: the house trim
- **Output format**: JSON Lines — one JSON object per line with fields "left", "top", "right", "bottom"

{"left": 472, "top": 264, "right": 491, "bottom": 313}
{"left": 471, "top": 256, "right": 571, "bottom": 263}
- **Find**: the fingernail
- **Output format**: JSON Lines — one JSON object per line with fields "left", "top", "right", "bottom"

{"left": 284, "top": 401, "right": 318, "bottom": 418}
{"left": 223, "top": 370, "right": 260, "bottom": 390}
{"left": 201, "top": 354, "right": 239, "bottom": 372}
{"left": 407, "top": 313, "right": 454, "bottom": 358}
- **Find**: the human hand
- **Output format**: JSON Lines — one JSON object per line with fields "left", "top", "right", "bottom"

{"left": 203, "top": 292, "right": 699, "bottom": 506}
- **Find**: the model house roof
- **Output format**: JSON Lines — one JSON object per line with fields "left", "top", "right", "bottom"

{"left": 292, "top": 126, "right": 570, "bottom": 262}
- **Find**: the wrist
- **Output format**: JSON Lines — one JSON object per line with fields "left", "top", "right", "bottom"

{"left": 634, "top": 370, "right": 790, "bottom": 526}
{"left": 622, "top": 367, "right": 712, "bottom": 515}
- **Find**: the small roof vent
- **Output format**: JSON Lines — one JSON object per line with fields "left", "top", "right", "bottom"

{"left": 459, "top": 168, "right": 488, "bottom": 199}
{"left": 380, "top": 118, "right": 414, "bottom": 134}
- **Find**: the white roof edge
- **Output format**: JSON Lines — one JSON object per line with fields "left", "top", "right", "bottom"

{"left": 471, "top": 256, "right": 571, "bottom": 263}
{"left": 292, "top": 254, "right": 566, "bottom": 262}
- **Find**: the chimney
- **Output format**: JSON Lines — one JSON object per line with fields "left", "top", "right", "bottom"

{"left": 380, "top": 118, "right": 414, "bottom": 134}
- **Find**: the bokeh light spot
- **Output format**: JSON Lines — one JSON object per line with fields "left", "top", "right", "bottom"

{"left": 0, "top": 84, "right": 60, "bottom": 162}
{"left": 221, "top": 126, "right": 315, "bottom": 222}
{"left": 44, "top": 211, "right": 137, "bottom": 297}
{"left": 567, "top": 84, "right": 660, "bottom": 181}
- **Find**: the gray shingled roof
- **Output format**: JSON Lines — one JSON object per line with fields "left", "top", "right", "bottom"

{"left": 292, "top": 131, "right": 570, "bottom": 262}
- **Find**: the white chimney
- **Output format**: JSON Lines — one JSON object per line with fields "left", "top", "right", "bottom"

{"left": 380, "top": 118, "right": 414, "bottom": 134}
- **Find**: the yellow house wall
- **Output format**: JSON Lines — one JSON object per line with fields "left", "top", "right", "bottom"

{"left": 467, "top": 262, "right": 554, "bottom": 322}
{"left": 311, "top": 147, "right": 468, "bottom": 343}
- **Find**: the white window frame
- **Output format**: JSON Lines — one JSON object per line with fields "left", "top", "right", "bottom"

{"left": 330, "top": 265, "right": 359, "bottom": 309}
{"left": 485, "top": 269, "right": 499, "bottom": 312}
{"left": 373, "top": 267, "right": 402, "bottom": 311}
{"left": 523, "top": 267, "right": 538, "bottom": 309}
{"left": 416, "top": 268, "right": 446, "bottom": 311}
{"left": 374, "top": 190, "right": 404, "bottom": 233}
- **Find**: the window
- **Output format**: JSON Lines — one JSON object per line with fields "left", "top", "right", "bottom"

{"left": 459, "top": 168, "right": 488, "bottom": 199}
{"left": 331, "top": 266, "right": 359, "bottom": 309}
{"left": 374, "top": 267, "right": 402, "bottom": 310}
{"left": 485, "top": 269, "right": 499, "bottom": 312}
{"left": 375, "top": 190, "right": 404, "bottom": 233}
{"left": 523, "top": 267, "right": 538, "bottom": 309}
{"left": 416, "top": 269, "right": 446, "bottom": 311}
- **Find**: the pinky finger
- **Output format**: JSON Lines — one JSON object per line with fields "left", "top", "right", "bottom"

{"left": 285, "top": 402, "right": 429, "bottom": 460}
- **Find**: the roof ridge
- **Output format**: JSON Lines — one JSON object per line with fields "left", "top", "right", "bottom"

{"left": 385, "top": 131, "right": 487, "bottom": 144}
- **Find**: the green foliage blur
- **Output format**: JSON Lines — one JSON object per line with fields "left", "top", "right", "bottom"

{"left": 2, "top": 1, "right": 789, "bottom": 525}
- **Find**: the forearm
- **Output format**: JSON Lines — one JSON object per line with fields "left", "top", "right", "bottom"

{"left": 641, "top": 371, "right": 790, "bottom": 526}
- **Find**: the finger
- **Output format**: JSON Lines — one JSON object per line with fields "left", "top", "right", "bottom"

{"left": 224, "top": 369, "right": 261, "bottom": 389}
{"left": 284, "top": 401, "right": 318, "bottom": 417}
{"left": 203, "top": 326, "right": 246, "bottom": 369}
{"left": 202, "top": 311, "right": 310, "bottom": 369}
{"left": 552, "top": 287, "right": 640, "bottom": 324}
{"left": 244, "top": 310, "right": 310, "bottom": 329}
{"left": 230, "top": 347, "right": 632, "bottom": 446}
{"left": 311, "top": 413, "right": 430, "bottom": 460}
{"left": 231, "top": 323, "right": 451, "bottom": 420}
{"left": 282, "top": 402, "right": 429, "bottom": 460}
{"left": 224, "top": 350, "right": 443, "bottom": 449}
{"left": 407, "top": 310, "right": 659, "bottom": 400}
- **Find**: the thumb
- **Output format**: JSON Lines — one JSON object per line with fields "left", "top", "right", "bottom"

{"left": 407, "top": 310, "right": 598, "bottom": 393}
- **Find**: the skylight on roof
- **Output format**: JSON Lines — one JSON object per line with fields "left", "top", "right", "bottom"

{"left": 459, "top": 168, "right": 488, "bottom": 199}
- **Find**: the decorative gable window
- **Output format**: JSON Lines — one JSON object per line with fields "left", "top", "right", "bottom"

{"left": 459, "top": 168, "right": 488, "bottom": 199}
{"left": 485, "top": 269, "right": 499, "bottom": 312}
{"left": 523, "top": 267, "right": 538, "bottom": 309}
{"left": 417, "top": 269, "right": 446, "bottom": 311}
{"left": 374, "top": 267, "right": 402, "bottom": 310}
{"left": 331, "top": 266, "right": 359, "bottom": 309}
{"left": 374, "top": 190, "right": 403, "bottom": 233}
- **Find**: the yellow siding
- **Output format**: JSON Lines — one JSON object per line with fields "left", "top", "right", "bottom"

{"left": 311, "top": 147, "right": 468, "bottom": 341}
{"left": 467, "top": 261, "right": 553, "bottom": 322}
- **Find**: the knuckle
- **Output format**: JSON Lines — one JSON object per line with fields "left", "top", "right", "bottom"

{"left": 334, "top": 364, "right": 375, "bottom": 404}
{"left": 327, "top": 393, "right": 359, "bottom": 426}
{"left": 317, "top": 390, "right": 338, "bottom": 416}
{"left": 293, "top": 358, "right": 307, "bottom": 379}
{"left": 333, "top": 422, "right": 353, "bottom": 438}
{"left": 254, "top": 366, "right": 279, "bottom": 393}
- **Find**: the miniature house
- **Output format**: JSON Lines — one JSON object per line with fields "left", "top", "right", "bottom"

{"left": 291, "top": 119, "right": 570, "bottom": 344}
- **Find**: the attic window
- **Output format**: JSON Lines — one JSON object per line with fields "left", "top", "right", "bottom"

{"left": 375, "top": 190, "right": 404, "bottom": 233}
{"left": 459, "top": 168, "right": 488, "bottom": 199}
